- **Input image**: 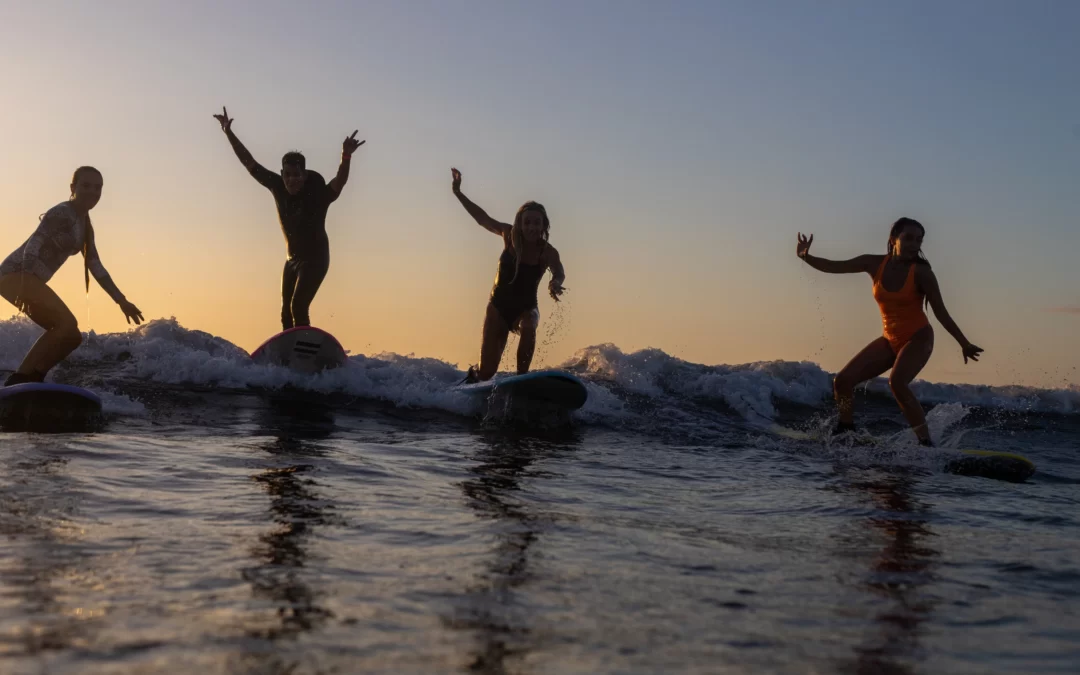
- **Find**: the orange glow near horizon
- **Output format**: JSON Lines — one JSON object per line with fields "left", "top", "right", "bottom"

{"left": 1, "top": 4, "right": 1077, "bottom": 391}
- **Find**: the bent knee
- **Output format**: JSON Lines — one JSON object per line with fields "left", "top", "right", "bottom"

{"left": 833, "top": 371, "right": 856, "bottom": 393}
{"left": 888, "top": 375, "right": 912, "bottom": 396}
{"left": 51, "top": 313, "right": 80, "bottom": 336}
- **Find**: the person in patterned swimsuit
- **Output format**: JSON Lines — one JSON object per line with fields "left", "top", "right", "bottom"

{"left": 0, "top": 166, "right": 143, "bottom": 386}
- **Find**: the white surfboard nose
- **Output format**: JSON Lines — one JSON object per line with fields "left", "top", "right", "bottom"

{"left": 250, "top": 327, "right": 347, "bottom": 374}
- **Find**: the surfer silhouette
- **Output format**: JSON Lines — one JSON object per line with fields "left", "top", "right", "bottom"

{"left": 796, "top": 218, "right": 983, "bottom": 446}
{"left": 214, "top": 106, "right": 364, "bottom": 331}
{"left": 451, "top": 168, "right": 566, "bottom": 382}
{"left": 0, "top": 166, "right": 143, "bottom": 386}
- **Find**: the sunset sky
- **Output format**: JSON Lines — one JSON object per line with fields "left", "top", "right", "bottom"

{"left": 1, "top": 1, "right": 1077, "bottom": 388}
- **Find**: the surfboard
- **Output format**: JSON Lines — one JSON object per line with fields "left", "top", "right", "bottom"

{"left": 764, "top": 424, "right": 1036, "bottom": 482}
{"left": 250, "top": 327, "right": 347, "bottom": 374}
{"left": 766, "top": 424, "right": 814, "bottom": 441}
{"left": 456, "top": 369, "right": 588, "bottom": 410}
{"left": 0, "top": 382, "right": 103, "bottom": 431}
{"left": 944, "top": 449, "right": 1036, "bottom": 483}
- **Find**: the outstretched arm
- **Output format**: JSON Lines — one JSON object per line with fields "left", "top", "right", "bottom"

{"left": 919, "top": 266, "right": 983, "bottom": 363}
{"left": 84, "top": 233, "right": 143, "bottom": 325}
{"left": 451, "top": 168, "right": 511, "bottom": 236}
{"left": 796, "top": 233, "right": 878, "bottom": 275}
{"left": 213, "top": 106, "right": 278, "bottom": 187}
{"left": 545, "top": 246, "right": 567, "bottom": 301}
{"left": 329, "top": 130, "right": 365, "bottom": 195}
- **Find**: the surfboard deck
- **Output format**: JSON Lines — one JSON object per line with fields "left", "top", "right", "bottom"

{"left": 764, "top": 424, "right": 1036, "bottom": 482}
{"left": 0, "top": 382, "right": 103, "bottom": 431}
{"left": 250, "top": 326, "right": 347, "bottom": 374}
{"left": 456, "top": 369, "right": 588, "bottom": 410}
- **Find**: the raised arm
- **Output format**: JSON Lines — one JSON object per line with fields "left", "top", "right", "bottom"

{"left": 544, "top": 245, "right": 567, "bottom": 301}
{"left": 451, "top": 168, "right": 511, "bottom": 236}
{"left": 213, "top": 106, "right": 278, "bottom": 188}
{"left": 796, "top": 233, "right": 879, "bottom": 275}
{"left": 917, "top": 266, "right": 983, "bottom": 363}
{"left": 329, "top": 130, "right": 365, "bottom": 195}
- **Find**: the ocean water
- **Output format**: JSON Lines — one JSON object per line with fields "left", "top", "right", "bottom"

{"left": 1, "top": 316, "right": 1078, "bottom": 674}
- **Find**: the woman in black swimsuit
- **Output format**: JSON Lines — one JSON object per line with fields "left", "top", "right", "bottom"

{"left": 451, "top": 168, "right": 566, "bottom": 382}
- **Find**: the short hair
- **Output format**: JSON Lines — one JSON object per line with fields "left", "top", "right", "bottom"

{"left": 281, "top": 151, "right": 306, "bottom": 170}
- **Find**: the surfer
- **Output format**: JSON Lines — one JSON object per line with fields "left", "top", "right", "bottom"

{"left": 796, "top": 218, "right": 983, "bottom": 446}
{"left": 451, "top": 168, "right": 567, "bottom": 382}
{"left": 213, "top": 106, "right": 364, "bottom": 330}
{"left": 0, "top": 166, "right": 143, "bottom": 386}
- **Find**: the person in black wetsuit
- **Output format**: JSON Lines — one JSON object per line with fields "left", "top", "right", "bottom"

{"left": 213, "top": 106, "right": 364, "bottom": 330}
{"left": 451, "top": 168, "right": 567, "bottom": 382}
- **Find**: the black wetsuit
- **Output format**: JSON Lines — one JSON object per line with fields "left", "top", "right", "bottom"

{"left": 490, "top": 244, "right": 547, "bottom": 332}
{"left": 248, "top": 166, "right": 339, "bottom": 330}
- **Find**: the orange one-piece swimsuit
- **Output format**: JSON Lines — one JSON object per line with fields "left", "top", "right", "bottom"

{"left": 872, "top": 257, "right": 929, "bottom": 353}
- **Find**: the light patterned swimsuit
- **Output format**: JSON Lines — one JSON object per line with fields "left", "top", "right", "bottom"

{"left": 0, "top": 202, "right": 123, "bottom": 302}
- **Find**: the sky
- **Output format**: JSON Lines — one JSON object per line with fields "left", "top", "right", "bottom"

{"left": 1, "top": 0, "right": 1077, "bottom": 388}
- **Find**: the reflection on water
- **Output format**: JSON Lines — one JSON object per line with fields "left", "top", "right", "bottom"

{"left": 450, "top": 428, "right": 579, "bottom": 674}
{"left": 234, "top": 396, "right": 340, "bottom": 671}
{"left": 843, "top": 476, "right": 940, "bottom": 675}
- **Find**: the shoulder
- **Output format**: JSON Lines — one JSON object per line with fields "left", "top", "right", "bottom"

{"left": 307, "top": 170, "right": 327, "bottom": 187}
{"left": 542, "top": 243, "right": 561, "bottom": 263}
{"left": 254, "top": 168, "right": 282, "bottom": 191}
{"left": 914, "top": 263, "right": 938, "bottom": 292}
{"left": 39, "top": 203, "right": 78, "bottom": 231}
{"left": 914, "top": 262, "right": 936, "bottom": 282}
{"left": 44, "top": 202, "right": 77, "bottom": 222}
{"left": 860, "top": 253, "right": 885, "bottom": 273}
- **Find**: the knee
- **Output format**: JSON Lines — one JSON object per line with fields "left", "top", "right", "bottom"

{"left": 888, "top": 375, "right": 910, "bottom": 398}
{"left": 58, "top": 320, "right": 82, "bottom": 348}
{"left": 833, "top": 371, "right": 855, "bottom": 395}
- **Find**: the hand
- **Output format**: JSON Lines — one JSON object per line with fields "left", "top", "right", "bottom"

{"left": 342, "top": 130, "right": 365, "bottom": 156}
{"left": 213, "top": 106, "right": 233, "bottom": 133}
{"left": 119, "top": 299, "right": 144, "bottom": 326}
{"left": 451, "top": 167, "right": 462, "bottom": 194}
{"left": 962, "top": 342, "right": 983, "bottom": 364}
{"left": 549, "top": 279, "right": 567, "bottom": 302}
{"left": 797, "top": 232, "right": 814, "bottom": 258}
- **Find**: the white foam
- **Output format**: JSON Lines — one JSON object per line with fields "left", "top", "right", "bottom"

{"left": 562, "top": 343, "right": 1080, "bottom": 419}
{"left": 2, "top": 317, "right": 1078, "bottom": 423}
{"left": 0, "top": 315, "right": 44, "bottom": 372}
{"left": 97, "top": 390, "right": 148, "bottom": 416}
{"left": 561, "top": 343, "right": 832, "bottom": 421}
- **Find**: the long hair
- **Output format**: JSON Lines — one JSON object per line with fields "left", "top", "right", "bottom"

{"left": 887, "top": 217, "right": 930, "bottom": 267}
{"left": 887, "top": 217, "right": 932, "bottom": 308}
{"left": 509, "top": 201, "right": 550, "bottom": 283}
{"left": 71, "top": 166, "right": 102, "bottom": 292}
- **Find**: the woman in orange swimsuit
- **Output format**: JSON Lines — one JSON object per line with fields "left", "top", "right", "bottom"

{"left": 796, "top": 218, "right": 983, "bottom": 445}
